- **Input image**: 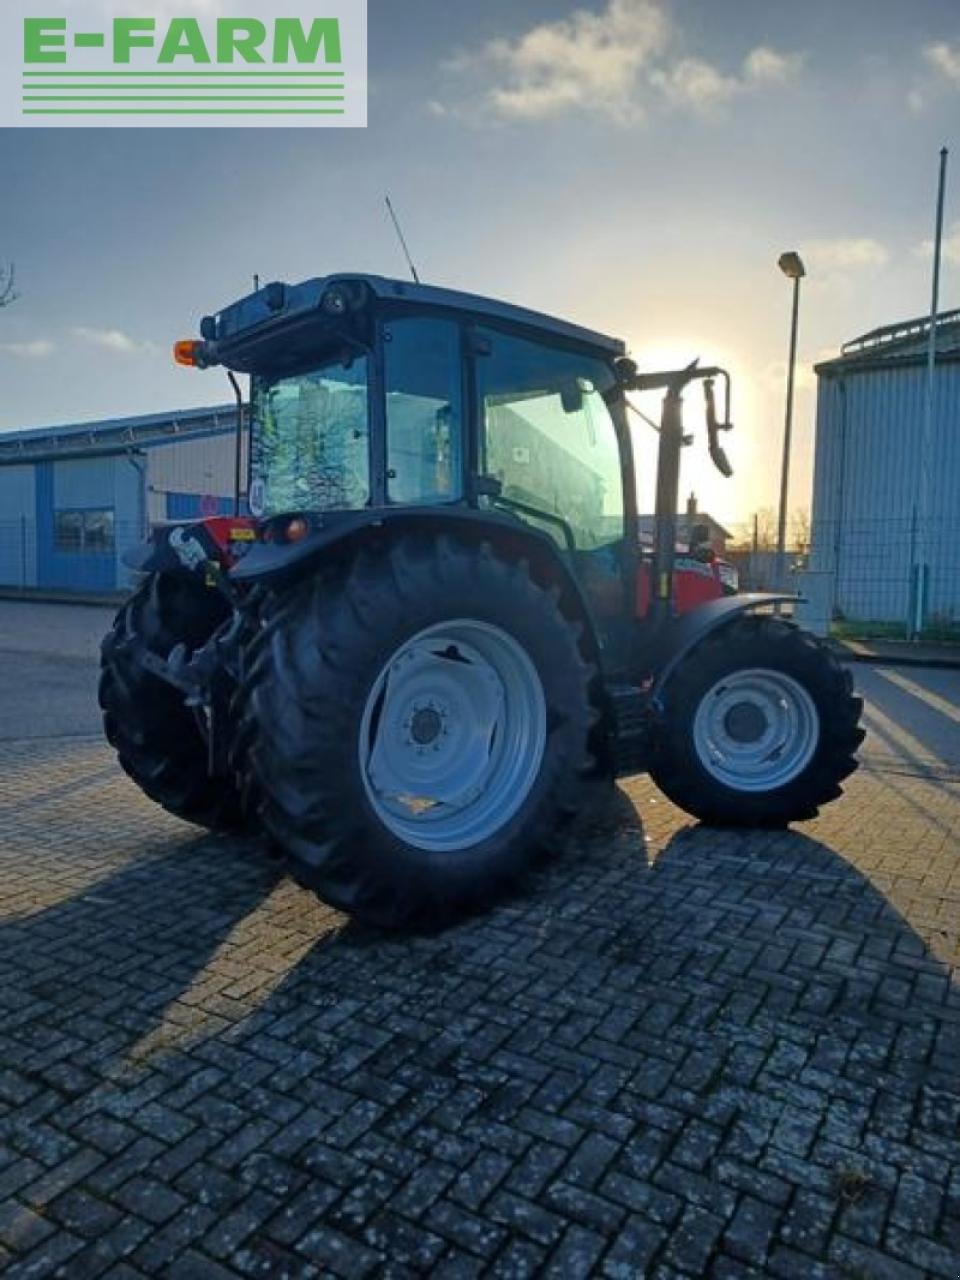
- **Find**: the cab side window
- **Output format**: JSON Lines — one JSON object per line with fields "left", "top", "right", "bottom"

{"left": 384, "top": 317, "right": 463, "bottom": 505}
{"left": 477, "top": 329, "right": 625, "bottom": 551}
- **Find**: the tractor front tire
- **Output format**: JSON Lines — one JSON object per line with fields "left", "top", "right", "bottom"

{"left": 238, "top": 537, "right": 594, "bottom": 929}
{"left": 650, "top": 615, "right": 864, "bottom": 827}
{"left": 100, "top": 573, "right": 243, "bottom": 831}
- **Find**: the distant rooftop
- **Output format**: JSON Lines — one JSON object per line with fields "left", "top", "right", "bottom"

{"left": 0, "top": 404, "right": 241, "bottom": 465}
{"left": 816, "top": 309, "right": 960, "bottom": 375}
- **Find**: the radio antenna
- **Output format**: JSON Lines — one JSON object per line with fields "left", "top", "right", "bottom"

{"left": 384, "top": 194, "right": 421, "bottom": 284}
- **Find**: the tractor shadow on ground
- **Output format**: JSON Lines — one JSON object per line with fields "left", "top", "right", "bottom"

{"left": 185, "top": 783, "right": 957, "bottom": 1269}
{"left": 0, "top": 831, "right": 283, "bottom": 1094}
{"left": 247, "top": 778, "right": 959, "bottom": 1120}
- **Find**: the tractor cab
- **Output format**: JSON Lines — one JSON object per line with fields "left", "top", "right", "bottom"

{"left": 174, "top": 273, "right": 735, "bottom": 667}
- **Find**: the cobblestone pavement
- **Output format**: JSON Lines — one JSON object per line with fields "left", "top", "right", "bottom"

{"left": 0, "top": 620, "right": 958, "bottom": 1277}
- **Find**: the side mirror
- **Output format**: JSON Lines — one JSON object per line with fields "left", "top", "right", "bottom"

{"left": 704, "top": 378, "right": 734, "bottom": 479}
{"left": 560, "top": 381, "right": 584, "bottom": 415}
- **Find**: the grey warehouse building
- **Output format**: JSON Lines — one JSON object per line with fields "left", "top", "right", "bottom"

{"left": 0, "top": 405, "right": 247, "bottom": 594}
{"left": 809, "top": 310, "right": 960, "bottom": 632}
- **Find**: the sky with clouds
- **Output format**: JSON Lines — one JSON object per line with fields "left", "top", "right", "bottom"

{"left": 0, "top": 0, "right": 958, "bottom": 526}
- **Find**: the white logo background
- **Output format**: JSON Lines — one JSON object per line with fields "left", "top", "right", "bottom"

{"left": 1, "top": 0, "right": 367, "bottom": 127}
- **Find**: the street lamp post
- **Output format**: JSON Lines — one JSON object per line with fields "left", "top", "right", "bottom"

{"left": 777, "top": 251, "right": 806, "bottom": 592}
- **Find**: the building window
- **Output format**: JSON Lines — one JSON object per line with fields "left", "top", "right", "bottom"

{"left": 54, "top": 509, "right": 115, "bottom": 554}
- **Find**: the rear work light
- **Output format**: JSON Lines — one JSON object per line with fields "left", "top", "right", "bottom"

{"left": 174, "top": 340, "right": 203, "bottom": 368}
{"left": 285, "top": 518, "right": 310, "bottom": 544}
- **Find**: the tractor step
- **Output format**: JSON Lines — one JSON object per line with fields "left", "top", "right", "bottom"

{"left": 608, "top": 683, "right": 654, "bottom": 777}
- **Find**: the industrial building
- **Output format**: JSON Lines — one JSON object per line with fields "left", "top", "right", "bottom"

{"left": 0, "top": 404, "right": 247, "bottom": 594}
{"left": 809, "top": 310, "right": 960, "bottom": 632}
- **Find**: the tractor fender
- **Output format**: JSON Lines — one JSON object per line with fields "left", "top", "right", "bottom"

{"left": 644, "top": 594, "right": 799, "bottom": 708}
{"left": 122, "top": 518, "right": 258, "bottom": 582}
{"left": 123, "top": 522, "right": 217, "bottom": 580}
{"left": 230, "top": 507, "right": 606, "bottom": 670}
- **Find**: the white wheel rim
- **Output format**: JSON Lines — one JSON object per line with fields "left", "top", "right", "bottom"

{"left": 358, "top": 620, "right": 547, "bottom": 853}
{"left": 692, "top": 668, "right": 820, "bottom": 792}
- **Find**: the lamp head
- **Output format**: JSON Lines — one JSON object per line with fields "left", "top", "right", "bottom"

{"left": 779, "top": 252, "right": 806, "bottom": 281}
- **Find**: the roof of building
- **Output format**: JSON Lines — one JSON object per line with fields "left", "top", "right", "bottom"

{"left": 0, "top": 403, "right": 240, "bottom": 465}
{"left": 816, "top": 308, "right": 960, "bottom": 376}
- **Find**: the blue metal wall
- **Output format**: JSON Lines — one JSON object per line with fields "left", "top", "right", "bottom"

{"left": 811, "top": 363, "right": 960, "bottom": 624}
{"left": 0, "top": 414, "right": 240, "bottom": 595}
{"left": 26, "top": 456, "right": 143, "bottom": 593}
{"left": 0, "top": 466, "right": 37, "bottom": 588}
{"left": 166, "top": 493, "right": 242, "bottom": 520}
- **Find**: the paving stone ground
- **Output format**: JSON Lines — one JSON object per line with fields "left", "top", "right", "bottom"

{"left": 0, "top": 612, "right": 958, "bottom": 1279}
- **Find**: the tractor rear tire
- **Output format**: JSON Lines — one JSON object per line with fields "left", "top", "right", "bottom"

{"left": 100, "top": 573, "right": 243, "bottom": 831}
{"left": 237, "top": 537, "right": 594, "bottom": 929}
{"left": 649, "top": 615, "right": 864, "bottom": 827}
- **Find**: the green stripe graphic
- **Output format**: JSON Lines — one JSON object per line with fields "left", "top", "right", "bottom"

{"left": 23, "top": 108, "right": 346, "bottom": 114}
{"left": 23, "top": 85, "right": 343, "bottom": 92}
{"left": 24, "top": 95, "right": 345, "bottom": 101}
{"left": 21, "top": 66, "right": 352, "bottom": 119}
{"left": 23, "top": 70, "right": 344, "bottom": 77}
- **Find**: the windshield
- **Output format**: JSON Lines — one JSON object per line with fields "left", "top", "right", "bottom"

{"left": 249, "top": 353, "right": 370, "bottom": 516}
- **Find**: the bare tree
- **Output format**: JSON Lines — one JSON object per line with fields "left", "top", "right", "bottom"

{"left": 0, "top": 262, "right": 19, "bottom": 309}
{"left": 790, "top": 507, "right": 811, "bottom": 555}
{"left": 753, "top": 507, "right": 778, "bottom": 551}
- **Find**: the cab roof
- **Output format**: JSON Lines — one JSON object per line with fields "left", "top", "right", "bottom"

{"left": 204, "top": 273, "right": 626, "bottom": 358}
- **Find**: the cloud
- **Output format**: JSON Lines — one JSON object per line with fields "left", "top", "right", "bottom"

{"left": 743, "top": 46, "right": 802, "bottom": 86}
{"left": 654, "top": 57, "right": 739, "bottom": 108}
{"left": 924, "top": 40, "right": 960, "bottom": 84}
{"left": 478, "top": 0, "right": 670, "bottom": 123}
{"left": 653, "top": 46, "right": 802, "bottom": 109}
{"left": 916, "top": 219, "right": 960, "bottom": 267}
{"left": 805, "top": 238, "right": 890, "bottom": 274}
{"left": 71, "top": 326, "right": 153, "bottom": 354}
{"left": 443, "top": 0, "right": 802, "bottom": 124}
{"left": 0, "top": 340, "right": 56, "bottom": 359}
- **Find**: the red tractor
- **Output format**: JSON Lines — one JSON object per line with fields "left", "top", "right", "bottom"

{"left": 101, "top": 275, "right": 864, "bottom": 927}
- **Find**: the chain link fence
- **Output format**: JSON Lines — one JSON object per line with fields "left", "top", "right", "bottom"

{"left": 0, "top": 516, "right": 147, "bottom": 595}
{"left": 729, "top": 516, "right": 960, "bottom": 642}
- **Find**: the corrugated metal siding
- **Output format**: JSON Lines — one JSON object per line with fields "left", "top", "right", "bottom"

{"left": 114, "top": 458, "right": 145, "bottom": 591}
{"left": 811, "top": 363, "right": 960, "bottom": 623}
{"left": 53, "top": 457, "right": 117, "bottom": 508}
{"left": 147, "top": 431, "right": 248, "bottom": 516}
{"left": 0, "top": 466, "right": 37, "bottom": 588}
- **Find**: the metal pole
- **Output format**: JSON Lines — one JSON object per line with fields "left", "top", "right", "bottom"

{"left": 227, "top": 371, "right": 244, "bottom": 516}
{"left": 912, "top": 145, "right": 949, "bottom": 640}
{"left": 777, "top": 275, "right": 802, "bottom": 590}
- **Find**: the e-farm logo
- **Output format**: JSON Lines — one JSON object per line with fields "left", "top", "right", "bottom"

{"left": 2, "top": 1, "right": 366, "bottom": 127}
